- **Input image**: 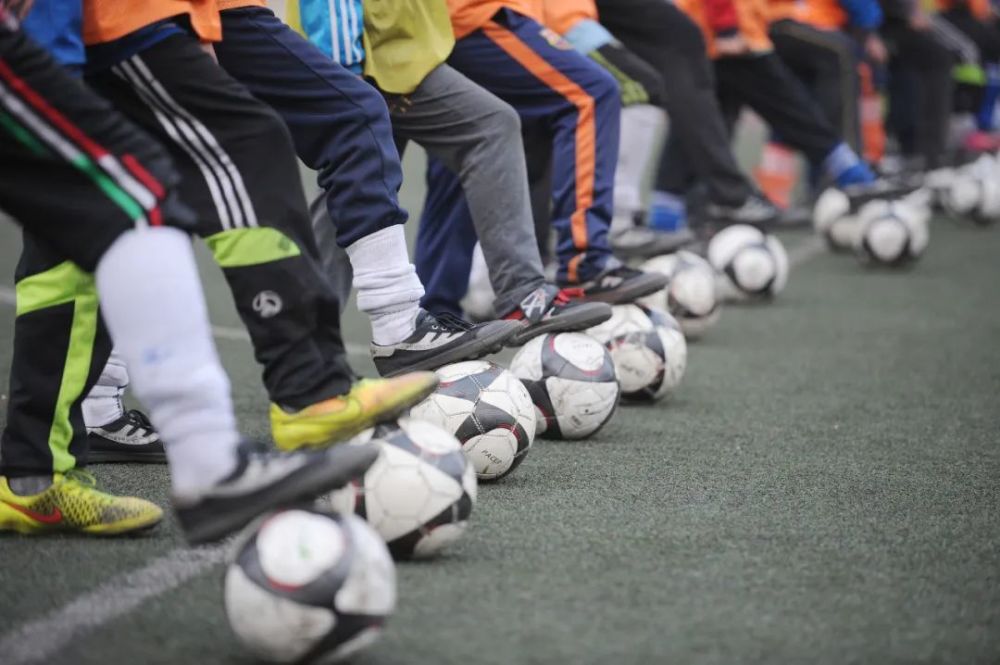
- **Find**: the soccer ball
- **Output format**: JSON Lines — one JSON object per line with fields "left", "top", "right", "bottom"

{"left": 943, "top": 155, "right": 1000, "bottom": 225}
{"left": 508, "top": 332, "right": 619, "bottom": 439}
{"left": 854, "top": 198, "right": 929, "bottom": 266}
{"left": 813, "top": 187, "right": 859, "bottom": 251}
{"left": 324, "top": 418, "right": 476, "bottom": 559}
{"left": 707, "top": 224, "right": 789, "bottom": 301}
{"left": 409, "top": 360, "right": 536, "bottom": 481}
{"left": 637, "top": 251, "right": 721, "bottom": 339}
{"left": 225, "top": 508, "right": 395, "bottom": 664}
{"left": 586, "top": 304, "right": 687, "bottom": 402}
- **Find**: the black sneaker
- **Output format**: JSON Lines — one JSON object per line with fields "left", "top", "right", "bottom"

{"left": 610, "top": 217, "right": 696, "bottom": 260}
{"left": 173, "top": 439, "right": 379, "bottom": 545}
{"left": 706, "top": 192, "right": 781, "bottom": 227}
{"left": 502, "top": 284, "right": 612, "bottom": 346}
{"left": 568, "top": 265, "right": 668, "bottom": 305}
{"left": 88, "top": 410, "right": 166, "bottom": 464}
{"left": 371, "top": 309, "right": 520, "bottom": 377}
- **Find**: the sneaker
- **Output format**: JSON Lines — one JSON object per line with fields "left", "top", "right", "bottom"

{"left": 568, "top": 265, "right": 668, "bottom": 305}
{"left": 270, "top": 372, "right": 439, "bottom": 451}
{"left": 502, "top": 284, "right": 612, "bottom": 346}
{"left": 371, "top": 309, "right": 520, "bottom": 377}
{"left": 87, "top": 410, "right": 165, "bottom": 464}
{"left": 0, "top": 471, "right": 163, "bottom": 536}
{"left": 706, "top": 193, "right": 781, "bottom": 227}
{"left": 610, "top": 223, "right": 696, "bottom": 260}
{"left": 173, "top": 439, "right": 379, "bottom": 545}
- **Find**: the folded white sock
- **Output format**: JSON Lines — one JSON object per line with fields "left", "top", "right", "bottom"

{"left": 614, "top": 104, "right": 666, "bottom": 221}
{"left": 82, "top": 349, "right": 127, "bottom": 428}
{"left": 95, "top": 228, "right": 239, "bottom": 498}
{"left": 345, "top": 225, "right": 424, "bottom": 346}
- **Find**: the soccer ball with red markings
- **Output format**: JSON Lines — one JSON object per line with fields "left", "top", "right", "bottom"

{"left": 508, "top": 332, "right": 619, "bottom": 440}
{"left": 323, "top": 418, "right": 476, "bottom": 560}
{"left": 409, "top": 361, "right": 536, "bottom": 481}
{"left": 224, "top": 507, "right": 395, "bottom": 663}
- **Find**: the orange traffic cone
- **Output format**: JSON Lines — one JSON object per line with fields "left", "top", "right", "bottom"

{"left": 754, "top": 141, "right": 797, "bottom": 209}
{"left": 858, "top": 62, "right": 886, "bottom": 165}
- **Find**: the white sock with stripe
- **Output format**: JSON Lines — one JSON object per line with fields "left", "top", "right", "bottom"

{"left": 614, "top": 104, "right": 666, "bottom": 228}
{"left": 346, "top": 225, "right": 424, "bottom": 346}
{"left": 95, "top": 227, "right": 239, "bottom": 498}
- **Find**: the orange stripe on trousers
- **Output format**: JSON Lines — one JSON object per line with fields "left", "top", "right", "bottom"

{"left": 482, "top": 21, "right": 596, "bottom": 282}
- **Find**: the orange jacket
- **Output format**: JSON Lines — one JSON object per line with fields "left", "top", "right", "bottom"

{"left": 767, "top": 0, "right": 847, "bottom": 28}
{"left": 83, "top": 0, "right": 223, "bottom": 44}
{"left": 937, "top": 0, "right": 991, "bottom": 20}
{"left": 447, "top": 0, "right": 543, "bottom": 39}
{"left": 676, "top": 0, "right": 772, "bottom": 58}
{"left": 542, "top": 0, "right": 597, "bottom": 35}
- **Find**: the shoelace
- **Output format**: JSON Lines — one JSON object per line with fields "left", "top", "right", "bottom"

{"left": 429, "top": 311, "right": 474, "bottom": 332}
{"left": 554, "top": 288, "right": 584, "bottom": 305}
{"left": 124, "top": 410, "right": 154, "bottom": 436}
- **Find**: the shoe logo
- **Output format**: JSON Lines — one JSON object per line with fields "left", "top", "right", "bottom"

{"left": 252, "top": 291, "right": 283, "bottom": 319}
{"left": 519, "top": 288, "right": 549, "bottom": 321}
{"left": 4, "top": 502, "right": 62, "bottom": 524}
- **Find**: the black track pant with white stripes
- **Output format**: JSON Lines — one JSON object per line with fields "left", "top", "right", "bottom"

{"left": 84, "top": 32, "right": 353, "bottom": 410}
{"left": 0, "top": 18, "right": 195, "bottom": 476}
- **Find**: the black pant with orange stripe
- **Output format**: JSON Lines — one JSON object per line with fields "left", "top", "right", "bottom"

{"left": 0, "top": 19, "right": 193, "bottom": 476}
{"left": 425, "top": 8, "right": 621, "bottom": 286}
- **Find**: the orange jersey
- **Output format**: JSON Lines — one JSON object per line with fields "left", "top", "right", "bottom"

{"left": 767, "top": 0, "right": 847, "bottom": 28}
{"left": 542, "top": 0, "right": 598, "bottom": 35}
{"left": 676, "top": 0, "right": 772, "bottom": 58}
{"left": 937, "top": 0, "right": 991, "bottom": 20}
{"left": 447, "top": 0, "right": 543, "bottom": 39}
{"left": 83, "top": 0, "right": 222, "bottom": 45}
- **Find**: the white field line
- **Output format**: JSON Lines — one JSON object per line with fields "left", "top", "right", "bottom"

{"left": 0, "top": 236, "right": 828, "bottom": 663}
{"left": 0, "top": 285, "right": 367, "bottom": 355}
{"left": 0, "top": 545, "right": 226, "bottom": 665}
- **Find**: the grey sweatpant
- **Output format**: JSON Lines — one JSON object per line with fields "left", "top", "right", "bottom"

{"left": 312, "top": 64, "right": 546, "bottom": 317}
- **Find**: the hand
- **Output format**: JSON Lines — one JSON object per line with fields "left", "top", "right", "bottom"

{"left": 865, "top": 33, "right": 888, "bottom": 63}
{"left": 716, "top": 33, "right": 751, "bottom": 56}
{"left": 909, "top": 8, "right": 931, "bottom": 31}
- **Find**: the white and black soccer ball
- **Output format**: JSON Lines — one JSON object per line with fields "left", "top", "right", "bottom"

{"left": 508, "top": 332, "right": 619, "bottom": 440}
{"left": 409, "top": 360, "right": 536, "bottom": 481}
{"left": 943, "top": 155, "right": 1000, "bottom": 225}
{"left": 813, "top": 187, "right": 859, "bottom": 251}
{"left": 637, "top": 250, "right": 721, "bottom": 339}
{"left": 225, "top": 508, "right": 395, "bottom": 664}
{"left": 324, "top": 418, "right": 476, "bottom": 559}
{"left": 586, "top": 304, "right": 687, "bottom": 402}
{"left": 854, "top": 198, "right": 929, "bottom": 266}
{"left": 707, "top": 224, "right": 789, "bottom": 301}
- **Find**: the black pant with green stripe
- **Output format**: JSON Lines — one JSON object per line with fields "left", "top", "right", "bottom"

{"left": 0, "top": 19, "right": 193, "bottom": 477}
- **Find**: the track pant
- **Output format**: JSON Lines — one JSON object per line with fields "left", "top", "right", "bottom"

{"left": 0, "top": 20, "right": 193, "bottom": 476}
{"left": 390, "top": 64, "right": 545, "bottom": 318}
{"left": 881, "top": 20, "right": 955, "bottom": 168}
{"left": 434, "top": 8, "right": 620, "bottom": 285}
{"left": 770, "top": 19, "right": 862, "bottom": 152}
{"left": 595, "top": 0, "right": 755, "bottom": 206}
{"left": 659, "top": 52, "right": 843, "bottom": 196}
{"left": 84, "top": 32, "right": 351, "bottom": 409}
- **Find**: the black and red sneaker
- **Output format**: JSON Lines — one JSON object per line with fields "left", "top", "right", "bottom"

{"left": 568, "top": 264, "right": 667, "bottom": 305}
{"left": 502, "top": 284, "right": 611, "bottom": 347}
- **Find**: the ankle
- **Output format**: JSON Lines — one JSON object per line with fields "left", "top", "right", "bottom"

{"left": 8, "top": 475, "right": 54, "bottom": 496}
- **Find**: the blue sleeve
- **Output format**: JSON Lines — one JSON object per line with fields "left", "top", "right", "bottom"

{"left": 839, "top": 0, "right": 883, "bottom": 30}
{"left": 21, "top": 0, "right": 84, "bottom": 69}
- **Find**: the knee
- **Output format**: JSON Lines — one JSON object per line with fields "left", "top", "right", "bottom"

{"left": 483, "top": 97, "right": 523, "bottom": 141}
{"left": 584, "top": 61, "right": 621, "bottom": 110}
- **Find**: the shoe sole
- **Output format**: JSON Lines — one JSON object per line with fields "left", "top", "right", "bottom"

{"left": 612, "top": 231, "right": 696, "bottom": 260}
{"left": 506, "top": 303, "right": 613, "bottom": 346}
{"left": 380, "top": 320, "right": 521, "bottom": 377}
{"left": 178, "top": 443, "right": 379, "bottom": 545}
{"left": 581, "top": 273, "right": 669, "bottom": 306}
{"left": 88, "top": 450, "right": 167, "bottom": 464}
{"left": 0, "top": 503, "right": 163, "bottom": 536}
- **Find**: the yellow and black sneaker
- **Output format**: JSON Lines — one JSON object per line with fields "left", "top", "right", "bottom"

{"left": 0, "top": 471, "right": 163, "bottom": 536}
{"left": 270, "top": 371, "right": 439, "bottom": 451}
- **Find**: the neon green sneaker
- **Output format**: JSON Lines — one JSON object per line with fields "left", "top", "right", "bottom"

{"left": 0, "top": 471, "right": 163, "bottom": 536}
{"left": 270, "top": 372, "right": 439, "bottom": 451}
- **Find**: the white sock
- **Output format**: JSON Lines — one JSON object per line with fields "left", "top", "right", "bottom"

{"left": 345, "top": 225, "right": 424, "bottom": 346}
{"left": 614, "top": 104, "right": 667, "bottom": 221}
{"left": 95, "top": 228, "right": 239, "bottom": 499}
{"left": 82, "top": 349, "right": 127, "bottom": 428}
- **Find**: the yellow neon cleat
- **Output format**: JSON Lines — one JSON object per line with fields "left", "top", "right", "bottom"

{"left": 0, "top": 471, "right": 163, "bottom": 536}
{"left": 270, "top": 372, "right": 439, "bottom": 451}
